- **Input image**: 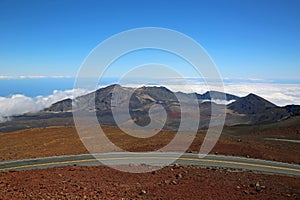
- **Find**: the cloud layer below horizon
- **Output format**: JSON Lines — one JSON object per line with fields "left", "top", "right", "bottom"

{"left": 123, "top": 80, "right": 300, "bottom": 106}
{"left": 0, "top": 89, "right": 88, "bottom": 122}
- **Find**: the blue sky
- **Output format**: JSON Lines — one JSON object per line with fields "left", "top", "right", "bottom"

{"left": 0, "top": 0, "right": 299, "bottom": 79}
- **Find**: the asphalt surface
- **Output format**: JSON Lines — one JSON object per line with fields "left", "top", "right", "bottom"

{"left": 264, "top": 138, "right": 300, "bottom": 143}
{"left": 0, "top": 153, "right": 299, "bottom": 176}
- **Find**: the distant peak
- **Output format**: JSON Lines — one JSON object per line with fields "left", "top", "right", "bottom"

{"left": 246, "top": 93, "right": 259, "bottom": 97}
{"left": 228, "top": 92, "right": 277, "bottom": 115}
{"left": 101, "top": 84, "right": 122, "bottom": 90}
{"left": 244, "top": 93, "right": 272, "bottom": 102}
{"left": 108, "top": 84, "right": 121, "bottom": 88}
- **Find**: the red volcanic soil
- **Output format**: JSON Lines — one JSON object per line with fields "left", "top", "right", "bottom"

{"left": 0, "top": 165, "right": 299, "bottom": 199}
{"left": 0, "top": 124, "right": 299, "bottom": 163}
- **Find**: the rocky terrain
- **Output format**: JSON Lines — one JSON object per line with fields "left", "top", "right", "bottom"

{"left": 0, "top": 165, "right": 299, "bottom": 199}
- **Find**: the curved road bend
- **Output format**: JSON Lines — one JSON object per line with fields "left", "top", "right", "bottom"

{"left": 0, "top": 153, "right": 299, "bottom": 177}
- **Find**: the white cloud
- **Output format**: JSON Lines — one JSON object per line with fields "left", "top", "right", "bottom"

{"left": 0, "top": 88, "right": 88, "bottom": 122}
{"left": 222, "top": 83, "right": 300, "bottom": 106}
{"left": 0, "top": 95, "right": 37, "bottom": 121}
{"left": 157, "top": 79, "right": 300, "bottom": 106}
{"left": 18, "top": 75, "right": 48, "bottom": 79}
{"left": 0, "top": 76, "right": 11, "bottom": 79}
{"left": 202, "top": 99, "right": 236, "bottom": 105}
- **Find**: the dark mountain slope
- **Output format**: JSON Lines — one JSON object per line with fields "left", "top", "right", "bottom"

{"left": 283, "top": 105, "right": 300, "bottom": 116}
{"left": 228, "top": 93, "right": 277, "bottom": 114}
{"left": 198, "top": 91, "right": 239, "bottom": 101}
{"left": 228, "top": 93, "right": 290, "bottom": 124}
{"left": 46, "top": 99, "right": 72, "bottom": 112}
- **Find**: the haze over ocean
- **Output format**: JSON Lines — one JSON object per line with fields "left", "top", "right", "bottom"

{"left": 0, "top": 77, "right": 300, "bottom": 103}
{"left": 0, "top": 78, "right": 74, "bottom": 97}
{"left": 0, "top": 78, "right": 116, "bottom": 97}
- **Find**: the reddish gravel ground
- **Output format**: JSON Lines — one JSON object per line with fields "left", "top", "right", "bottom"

{"left": 0, "top": 125, "right": 299, "bottom": 164}
{"left": 0, "top": 165, "right": 299, "bottom": 200}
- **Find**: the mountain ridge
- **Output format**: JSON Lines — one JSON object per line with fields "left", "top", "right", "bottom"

{"left": 45, "top": 84, "right": 298, "bottom": 126}
{"left": 1, "top": 84, "right": 299, "bottom": 133}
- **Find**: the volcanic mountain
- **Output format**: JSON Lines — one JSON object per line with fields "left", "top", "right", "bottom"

{"left": 0, "top": 84, "right": 299, "bottom": 133}
{"left": 227, "top": 93, "right": 292, "bottom": 125}
{"left": 228, "top": 93, "right": 277, "bottom": 114}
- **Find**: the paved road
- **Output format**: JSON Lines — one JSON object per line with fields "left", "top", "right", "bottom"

{"left": 264, "top": 138, "right": 300, "bottom": 143}
{"left": 0, "top": 153, "right": 299, "bottom": 176}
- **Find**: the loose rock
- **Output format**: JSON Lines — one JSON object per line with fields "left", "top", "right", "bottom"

{"left": 176, "top": 174, "right": 183, "bottom": 179}
{"left": 139, "top": 190, "right": 146, "bottom": 195}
